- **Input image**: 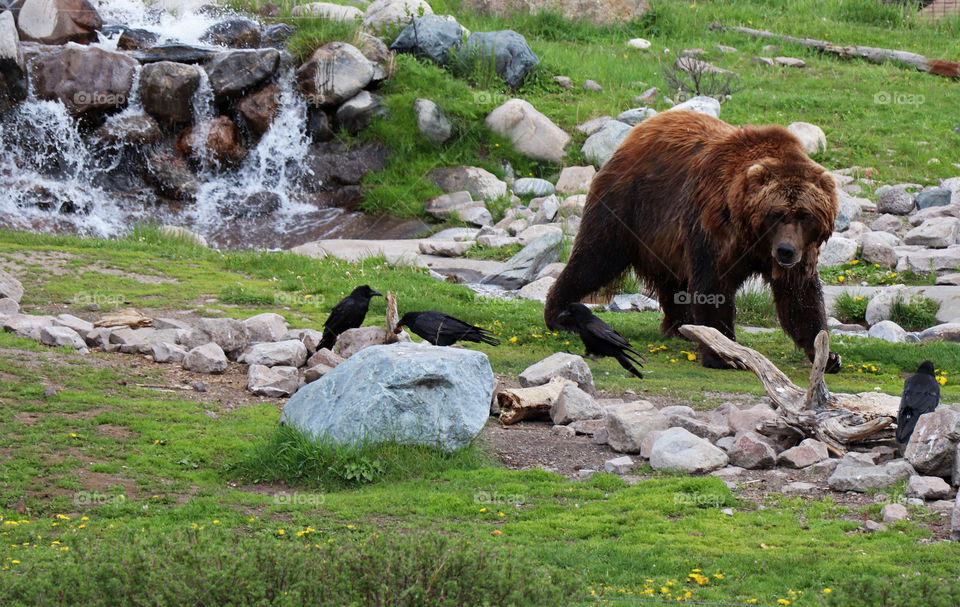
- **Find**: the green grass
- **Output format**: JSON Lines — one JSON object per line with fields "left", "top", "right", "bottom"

{"left": 735, "top": 288, "right": 778, "bottom": 327}
{"left": 4, "top": 230, "right": 960, "bottom": 602}
{"left": 832, "top": 292, "right": 870, "bottom": 324}
{"left": 890, "top": 294, "right": 941, "bottom": 331}
{"left": 821, "top": 260, "right": 933, "bottom": 286}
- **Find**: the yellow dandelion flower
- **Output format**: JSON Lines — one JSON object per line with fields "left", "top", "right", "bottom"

{"left": 479, "top": 507, "right": 487, "bottom": 512}
{"left": 778, "top": 600, "right": 791, "bottom": 606}
{"left": 509, "top": 336, "right": 518, "bottom": 343}
{"left": 747, "top": 600, "right": 757, "bottom": 605}
{"left": 686, "top": 352, "right": 696, "bottom": 361}
{"left": 60, "top": 547, "right": 69, "bottom": 551}
{"left": 498, "top": 512, "right": 505, "bottom": 517}
{"left": 823, "top": 588, "right": 832, "bottom": 593}
{"left": 714, "top": 573, "right": 723, "bottom": 579}
{"left": 69, "top": 433, "right": 78, "bottom": 438}
{"left": 277, "top": 529, "right": 285, "bottom": 535}
{"left": 838, "top": 276, "right": 845, "bottom": 282}
{"left": 11, "top": 560, "right": 19, "bottom": 564}
{"left": 212, "top": 520, "right": 219, "bottom": 525}
{"left": 850, "top": 260, "right": 859, "bottom": 265}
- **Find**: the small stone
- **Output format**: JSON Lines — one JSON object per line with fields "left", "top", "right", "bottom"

{"left": 42, "top": 386, "right": 58, "bottom": 398}
{"left": 906, "top": 475, "right": 954, "bottom": 500}
{"left": 551, "top": 424, "right": 576, "bottom": 438}
{"left": 604, "top": 455, "right": 635, "bottom": 475}
{"left": 781, "top": 482, "right": 817, "bottom": 495}
{"left": 881, "top": 503, "right": 908, "bottom": 522}
{"left": 583, "top": 79, "right": 602, "bottom": 91}
{"left": 864, "top": 520, "right": 888, "bottom": 532}
{"left": 578, "top": 468, "right": 596, "bottom": 480}
{"left": 183, "top": 342, "right": 228, "bottom": 374}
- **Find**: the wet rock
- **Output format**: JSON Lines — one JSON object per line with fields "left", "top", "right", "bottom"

{"left": 17, "top": 0, "right": 102, "bottom": 45}
{"left": 145, "top": 151, "right": 198, "bottom": 201}
{"left": 485, "top": 98, "right": 569, "bottom": 164}
{"left": 335, "top": 90, "right": 385, "bottom": 135}
{"left": 459, "top": 30, "right": 538, "bottom": 90}
{"left": 281, "top": 342, "right": 492, "bottom": 451}
{"left": 390, "top": 13, "right": 463, "bottom": 66}
{"left": 205, "top": 49, "right": 280, "bottom": 101}
{"left": 139, "top": 61, "right": 203, "bottom": 125}
{"left": 222, "top": 191, "right": 281, "bottom": 219}
{"left": 261, "top": 23, "right": 294, "bottom": 49}
{"left": 297, "top": 41, "right": 373, "bottom": 107}
{"left": 116, "top": 27, "right": 159, "bottom": 50}
{"left": 40, "top": 325, "right": 88, "bottom": 352}
{"left": 0, "top": 11, "right": 27, "bottom": 113}
{"left": 183, "top": 342, "right": 228, "bottom": 374}
{"left": 519, "top": 352, "right": 594, "bottom": 393}
{"left": 236, "top": 82, "right": 280, "bottom": 136}
{"left": 134, "top": 44, "right": 216, "bottom": 64}
{"left": 200, "top": 18, "right": 261, "bottom": 49}
{"left": 413, "top": 98, "right": 452, "bottom": 144}
{"left": 176, "top": 116, "right": 247, "bottom": 167}
{"left": 247, "top": 364, "right": 298, "bottom": 397}
{"left": 95, "top": 112, "right": 163, "bottom": 146}
{"left": 650, "top": 427, "right": 728, "bottom": 473}
{"left": 31, "top": 46, "right": 137, "bottom": 115}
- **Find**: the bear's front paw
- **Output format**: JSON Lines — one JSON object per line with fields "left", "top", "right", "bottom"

{"left": 825, "top": 351, "right": 841, "bottom": 374}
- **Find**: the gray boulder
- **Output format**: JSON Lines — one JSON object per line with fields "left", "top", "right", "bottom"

{"left": 916, "top": 188, "right": 952, "bottom": 210}
{"left": 550, "top": 384, "right": 601, "bottom": 424}
{"left": 362, "top": 0, "right": 433, "bottom": 33}
{"left": 243, "top": 340, "right": 308, "bottom": 367}
{"left": 919, "top": 323, "right": 960, "bottom": 343}
{"left": 860, "top": 232, "right": 898, "bottom": 268}
{"left": 604, "top": 455, "right": 635, "bottom": 475}
{"left": 480, "top": 230, "right": 562, "bottom": 289}
{"left": 150, "top": 342, "right": 188, "bottom": 363}
{"left": 334, "top": 326, "right": 394, "bottom": 359}
{"left": 247, "top": 364, "right": 299, "bottom": 397}
{"left": 0, "top": 268, "right": 22, "bottom": 303}
{"left": 877, "top": 186, "right": 915, "bottom": 215}
{"left": 40, "top": 325, "right": 88, "bottom": 353}
{"left": 4, "top": 314, "right": 55, "bottom": 341}
{"left": 727, "top": 431, "right": 777, "bottom": 469}
{"left": 390, "top": 14, "right": 463, "bottom": 66}
{"left": 0, "top": 297, "right": 18, "bottom": 319}
{"left": 666, "top": 96, "right": 721, "bottom": 118}
{"left": 513, "top": 177, "right": 555, "bottom": 197}
{"left": 904, "top": 408, "right": 960, "bottom": 477}
{"left": 605, "top": 401, "right": 668, "bottom": 454}
{"left": 778, "top": 438, "right": 829, "bottom": 468}
{"left": 200, "top": 17, "right": 261, "bottom": 48}
{"left": 414, "top": 98, "right": 452, "bottom": 144}
{"left": 485, "top": 99, "right": 569, "bottom": 164}
{"left": 817, "top": 235, "right": 858, "bottom": 267}
{"left": 649, "top": 427, "right": 728, "bottom": 473}
{"left": 868, "top": 320, "right": 907, "bottom": 343}
{"left": 617, "top": 107, "right": 657, "bottom": 126}
{"left": 828, "top": 459, "right": 915, "bottom": 492}
{"left": 518, "top": 352, "right": 594, "bottom": 393}
{"left": 906, "top": 475, "right": 953, "bottom": 500}
{"left": 786, "top": 121, "right": 826, "bottom": 155}
{"left": 280, "top": 342, "right": 493, "bottom": 451}
{"left": 336, "top": 90, "right": 385, "bottom": 135}
{"left": 581, "top": 120, "right": 631, "bottom": 167}
{"left": 428, "top": 166, "right": 507, "bottom": 200}
{"left": 244, "top": 313, "right": 288, "bottom": 343}
{"left": 865, "top": 284, "right": 907, "bottom": 326}
{"left": 183, "top": 342, "right": 228, "bottom": 374}
{"left": 53, "top": 314, "right": 93, "bottom": 334}
{"left": 459, "top": 30, "right": 538, "bottom": 90}
{"left": 903, "top": 217, "right": 960, "bottom": 248}
{"left": 555, "top": 166, "right": 595, "bottom": 195}
{"left": 184, "top": 318, "right": 251, "bottom": 359}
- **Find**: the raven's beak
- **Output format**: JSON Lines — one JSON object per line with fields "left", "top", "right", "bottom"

{"left": 372, "top": 291, "right": 383, "bottom": 297}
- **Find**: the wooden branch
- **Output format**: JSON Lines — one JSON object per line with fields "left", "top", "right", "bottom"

{"left": 678, "top": 324, "right": 899, "bottom": 453}
{"left": 497, "top": 377, "right": 575, "bottom": 425}
{"left": 710, "top": 22, "right": 960, "bottom": 78}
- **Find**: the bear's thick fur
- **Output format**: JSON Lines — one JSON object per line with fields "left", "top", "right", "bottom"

{"left": 545, "top": 110, "right": 840, "bottom": 371}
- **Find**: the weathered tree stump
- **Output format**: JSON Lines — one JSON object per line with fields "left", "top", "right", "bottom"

{"left": 679, "top": 325, "right": 898, "bottom": 454}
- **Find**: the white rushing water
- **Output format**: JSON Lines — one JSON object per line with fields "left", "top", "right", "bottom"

{"left": 0, "top": 0, "right": 346, "bottom": 247}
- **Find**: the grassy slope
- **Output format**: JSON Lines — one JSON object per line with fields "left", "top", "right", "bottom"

{"left": 2, "top": 229, "right": 960, "bottom": 604}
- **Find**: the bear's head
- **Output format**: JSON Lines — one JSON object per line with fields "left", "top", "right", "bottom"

{"left": 731, "top": 158, "right": 837, "bottom": 273}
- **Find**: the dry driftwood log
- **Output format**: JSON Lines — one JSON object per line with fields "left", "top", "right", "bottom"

{"left": 497, "top": 377, "right": 575, "bottom": 425}
{"left": 94, "top": 308, "right": 152, "bottom": 328}
{"left": 678, "top": 325, "right": 898, "bottom": 454}
{"left": 709, "top": 22, "right": 960, "bottom": 78}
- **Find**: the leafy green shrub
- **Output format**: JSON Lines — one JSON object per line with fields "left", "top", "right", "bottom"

{"left": 219, "top": 283, "right": 277, "bottom": 306}
{"left": 0, "top": 528, "right": 577, "bottom": 606}
{"left": 230, "top": 425, "right": 488, "bottom": 490}
{"left": 832, "top": 292, "right": 870, "bottom": 324}
{"left": 890, "top": 295, "right": 939, "bottom": 331}
{"left": 825, "top": 576, "right": 960, "bottom": 607}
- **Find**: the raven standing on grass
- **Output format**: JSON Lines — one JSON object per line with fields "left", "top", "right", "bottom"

{"left": 896, "top": 360, "right": 940, "bottom": 444}
{"left": 557, "top": 302, "right": 645, "bottom": 379}
{"left": 318, "top": 285, "right": 382, "bottom": 351}
{"left": 396, "top": 310, "right": 499, "bottom": 347}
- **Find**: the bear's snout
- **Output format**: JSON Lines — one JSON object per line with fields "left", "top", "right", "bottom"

{"left": 775, "top": 242, "right": 799, "bottom": 267}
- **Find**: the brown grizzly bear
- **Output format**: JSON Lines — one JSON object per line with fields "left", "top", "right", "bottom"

{"left": 545, "top": 110, "right": 841, "bottom": 372}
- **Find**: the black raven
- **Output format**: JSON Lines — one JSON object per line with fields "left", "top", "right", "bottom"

{"left": 896, "top": 360, "right": 940, "bottom": 444}
{"left": 557, "top": 302, "right": 645, "bottom": 379}
{"left": 318, "top": 285, "right": 382, "bottom": 351}
{"left": 396, "top": 311, "right": 499, "bottom": 346}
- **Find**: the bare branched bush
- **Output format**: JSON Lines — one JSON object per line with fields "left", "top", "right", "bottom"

{"left": 660, "top": 53, "right": 742, "bottom": 103}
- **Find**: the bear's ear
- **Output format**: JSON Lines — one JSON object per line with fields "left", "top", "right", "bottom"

{"left": 746, "top": 163, "right": 771, "bottom": 182}
{"left": 818, "top": 171, "right": 836, "bottom": 193}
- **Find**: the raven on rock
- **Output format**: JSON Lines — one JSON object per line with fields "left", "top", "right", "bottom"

{"left": 557, "top": 302, "right": 645, "bottom": 379}
{"left": 396, "top": 311, "right": 499, "bottom": 347}
{"left": 318, "top": 285, "right": 382, "bottom": 351}
{"left": 896, "top": 360, "right": 940, "bottom": 444}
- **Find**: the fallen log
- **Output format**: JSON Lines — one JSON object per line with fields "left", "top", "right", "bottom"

{"left": 497, "top": 376, "right": 575, "bottom": 425}
{"left": 709, "top": 22, "right": 960, "bottom": 78}
{"left": 94, "top": 308, "right": 152, "bottom": 328}
{"left": 678, "top": 325, "right": 898, "bottom": 454}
